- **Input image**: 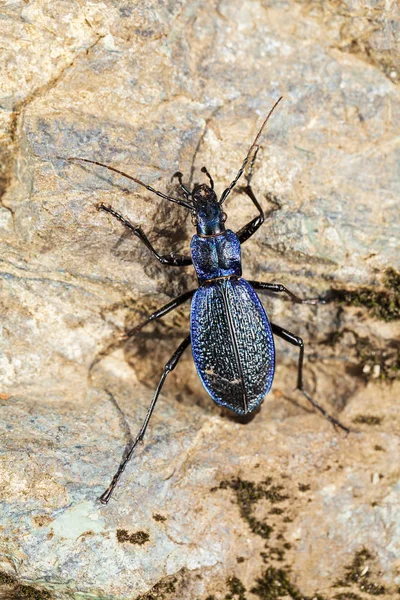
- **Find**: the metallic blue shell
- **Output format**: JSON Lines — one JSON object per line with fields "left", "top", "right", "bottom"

{"left": 190, "top": 230, "right": 242, "bottom": 284}
{"left": 190, "top": 278, "right": 275, "bottom": 415}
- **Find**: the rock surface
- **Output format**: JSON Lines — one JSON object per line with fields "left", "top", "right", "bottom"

{"left": 1, "top": 0, "right": 399, "bottom": 599}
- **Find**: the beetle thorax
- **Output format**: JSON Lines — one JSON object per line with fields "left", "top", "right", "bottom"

{"left": 192, "top": 184, "right": 226, "bottom": 236}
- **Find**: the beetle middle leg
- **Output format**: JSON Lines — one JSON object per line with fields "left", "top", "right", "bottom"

{"left": 99, "top": 334, "right": 191, "bottom": 504}
{"left": 271, "top": 323, "right": 350, "bottom": 434}
{"left": 89, "top": 289, "right": 196, "bottom": 374}
{"left": 249, "top": 280, "right": 324, "bottom": 305}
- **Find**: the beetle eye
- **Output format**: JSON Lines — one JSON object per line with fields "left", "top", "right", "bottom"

{"left": 191, "top": 214, "right": 198, "bottom": 227}
{"left": 221, "top": 212, "right": 227, "bottom": 223}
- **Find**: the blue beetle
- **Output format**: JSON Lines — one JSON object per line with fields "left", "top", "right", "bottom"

{"left": 67, "top": 97, "right": 348, "bottom": 503}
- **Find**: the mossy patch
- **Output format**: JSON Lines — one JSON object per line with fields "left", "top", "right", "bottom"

{"left": 117, "top": 528, "right": 149, "bottom": 545}
{"left": 0, "top": 571, "right": 53, "bottom": 599}
{"left": 213, "top": 477, "right": 288, "bottom": 540}
{"left": 329, "top": 268, "right": 400, "bottom": 322}
{"left": 210, "top": 476, "right": 394, "bottom": 600}
{"left": 225, "top": 576, "right": 247, "bottom": 599}
{"left": 298, "top": 483, "right": 311, "bottom": 492}
{"left": 352, "top": 415, "right": 382, "bottom": 426}
{"left": 153, "top": 513, "right": 167, "bottom": 522}
{"left": 324, "top": 328, "right": 400, "bottom": 383}
{"left": 222, "top": 570, "right": 328, "bottom": 600}
{"left": 355, "top": 336, "right": 400, "bottom": 382}
{"left": 250, "top": 566, "right": 327, "bottom": 600}
{"left": 211, "top": 477, "right": 313, "bottom": 599}
{"left": 136, "top": 575, "right": 177, "bottom": 600}
{"left": 334, "top": 549, "right": 387, "bottom": 596}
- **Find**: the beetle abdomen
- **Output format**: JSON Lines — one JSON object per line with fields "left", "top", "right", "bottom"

{"left": 190, "top": 278, "right": 275, "bottom": 414}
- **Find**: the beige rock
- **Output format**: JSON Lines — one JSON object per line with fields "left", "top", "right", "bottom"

{"left": 0, "top": 0, "right": 399, "bottom": 598}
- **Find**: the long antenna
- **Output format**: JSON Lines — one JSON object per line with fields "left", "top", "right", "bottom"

{"left": 219, "top": 96, "right": 283, "bottom": 205}
{"left": 63, "top": 157, "right": 194, "bottom": 211}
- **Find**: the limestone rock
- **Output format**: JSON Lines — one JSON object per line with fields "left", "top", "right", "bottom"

{"left": 1, "top": 0, "right": 399, "bottom": 598}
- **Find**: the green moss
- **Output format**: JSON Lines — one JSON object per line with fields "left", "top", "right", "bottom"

{"left": 153, "top": 513, "right": 167, "bottom": 522}
{"left": 283, "top": 542, "right": 292, "bottom": 550}
{"left": 117, "top": 528, "right": 149, "bottom": 545}
{"left": 0, "top": 571, "right": 52, "bottom": 599}
{"left": 136, "top": 575, "right": 177, "bottom": 600}
{"left": 215, "top": 478, "right": 289, "bottom": 540}
{"left": 384, "top": 268, "right": 400, "bottom": 289}
{"left": 261, "top": 547, "right": 285, "bottom": 562}
{"left": 324, "top": 327, "right": 400, "bottom": 383}
{"left": 334, "top": 549, "right": 387, "bottom": 596}
{"left": 250, "top": 566, "right": 326, "bottom": 600}
{"left": 335, "top": 548, "right": 372, "bottom": 586}
{"left": 211, "top": 477, "right": 324, "bottom": 599}
{"left": 334, "top": 594, "right": 362, "bottom": 600}
{"left": 225, "top": 576, "right": 247, "bottom": 599}
{"left": 298, "top": 483, "right": 310, "bottom": 492}
{"left": 269, "top": 507, "right": 284, "bottom": 515}
{"left": 0, "top": 572, "right": 15, "bottom": 585}
{"left": 331, "top": 268, "right": 400, "bottom": 322}
{"left": 282, "top": 516, "right": 293, "bottom": 523}
{"left": 352, "top": 415, "right": 382, "bottom": 426}
{"left": 361, "top": 582, "right": 387, "bottom": 595}
{"left": 355, "top": 336, "right": 400, "bottom": 382}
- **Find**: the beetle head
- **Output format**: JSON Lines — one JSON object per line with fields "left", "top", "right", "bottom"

{"left": 192, "top": 183, "right": 226, "bottom": 236}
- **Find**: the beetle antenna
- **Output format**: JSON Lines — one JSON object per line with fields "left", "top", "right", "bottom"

{"left": 201, "top": 166, "right": 214, "bottom": 189}
{"left": 63, "top": 157, "right": 194, "bottom": 211}
{"left": 219, "top": 96, "right": 283, "bottom": 205}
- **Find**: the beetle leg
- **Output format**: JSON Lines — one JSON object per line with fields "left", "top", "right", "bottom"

{"left": 126, "top": 289, "right": 196, "bottom": 337}
{"left": 89, "top": 289, "right": 196, "bottom": 375}
{"left": 99, "top": 204, "right": 192, "bottom": 266}
{"left": 249, "top": 280, "right": 325, "bottom": 305}
{"left": 235, "top": 148, "right": 280, "bottom": 244}
{"left": 271, "top": 323, "right": 350, "bottom": 434}
{"left": 99, "top": 334, "right": 192, "bottom": 504}
{"left": 236, "top": 184, "right": 265, "bottom": 244}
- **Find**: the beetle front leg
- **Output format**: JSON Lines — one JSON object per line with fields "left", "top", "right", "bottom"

{"left": 99, "top": 334, "right": 191, "bottom": 503}
{"left": 236, "top": 185, "right": 264, "bottom": 244}
{"left": 99, "top": 204, "right": 192, "bottom": 267}
{"left": 235, "top": 147, "right": 264, "bottom": 244}
{"left": 271, "top": 322, "right": 350, "bottom": 434}
{"left": 236, "top": 147, "right": 281, "bottom": 245}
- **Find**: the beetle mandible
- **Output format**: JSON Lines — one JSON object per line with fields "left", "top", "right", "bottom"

{"left": 68, "top": 97, "right": 349, "bottom": 504}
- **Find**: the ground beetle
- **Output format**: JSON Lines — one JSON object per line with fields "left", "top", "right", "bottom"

{"left": 67, "top": 97, "right": 349, "bottom": 503}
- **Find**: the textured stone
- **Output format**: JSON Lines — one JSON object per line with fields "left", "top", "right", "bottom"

{"left": 0, "top": 0, "right": 399, "bottom": 599}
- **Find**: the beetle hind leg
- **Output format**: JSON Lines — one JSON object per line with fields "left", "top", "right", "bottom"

{"left": 271, "top": 323, "right": 350, "bottom": 434}
{"left": 99, "top": 334, "right": 191, "bottom": 504}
